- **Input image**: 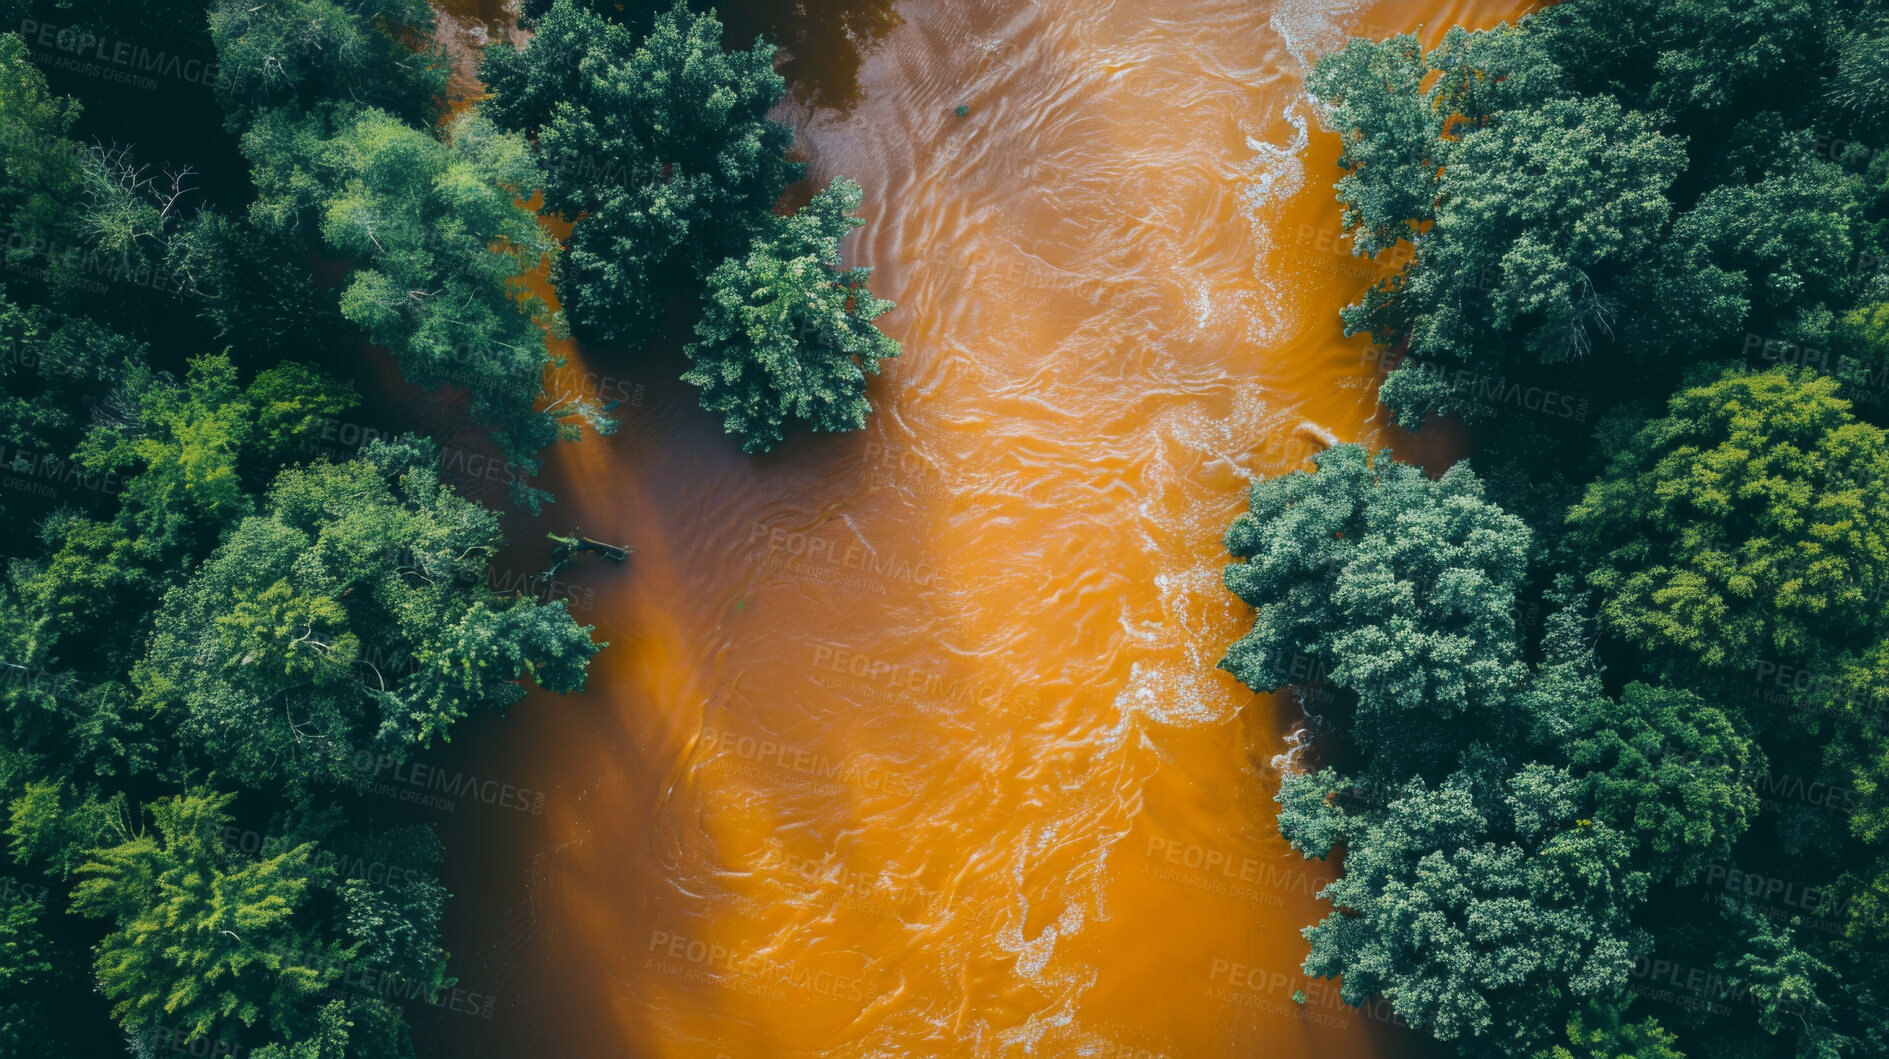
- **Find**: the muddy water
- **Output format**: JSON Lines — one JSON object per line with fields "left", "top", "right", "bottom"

{"left": 420, "top": 1, "right": 1535, "bottom": 1056}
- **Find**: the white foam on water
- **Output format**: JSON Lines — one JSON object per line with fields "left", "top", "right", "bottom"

{"left": 1271, "top": 0, "right": 1380, "bottom": 73}
{"left": 1237, "top": 99, "right": 1313, "bottom": 346}
{"left": 1270, "top": 725, "right": 1314, "bottom": 773}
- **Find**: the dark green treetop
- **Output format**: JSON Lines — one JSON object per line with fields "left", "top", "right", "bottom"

{"left": 1294, "top": 766, "right": 1651, "bottom": 1057}
{"left": 481, "top": 0, "right": 802, "bottom": 347}
{"left": 1220, "top": 444, "right": 1531, "bottom": 768}
{"left": 207, "top": 0, "right": 447, "bottom": 129}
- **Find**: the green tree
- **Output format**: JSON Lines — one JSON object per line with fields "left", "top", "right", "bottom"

{"left": 0, "top": 297, "right": 144, "bottom": 476}
{"left": 7, "top": 356, "right": 352, "bottom": 759}
{"left": 1308, "top": 24, "right": 1687, "bottom": 427}
{"left": 1536, "top": 998, "right": 1683, "bottom": 1059}
{"left": 165, "top": 210, "right": 351, "bottom": 361}
{"left": 1526, "top": 0, "right": 1836, "bottom": 119}
{"left": 1370, "top": 95, "right": 1685, "bottom": 425}
{"left": 74, "top": 356, "right": 261, "bottom": 545}
{"left": 69, "top": 355, "right": 353, "bottom": 555}
{"left": 1305, "top": 33, "right": 1450, "bottom": 258}
{"left": 1306, "top": 25, "right": 1570, "bottom": 261}
{"left": 6, "top": 780, "right": 127, "bottom": 879}
{"left": 683, "top": 178, "right": 900, "bottom": 453}
{"left": 207, "top": 0, "right": 447, "bottom": 129}
{"left": 333, "top": 824, "right": 451, "bottom": 1003}
{"left": 1640, "top": 0, "right": 1835, "bottom": 115}
{"left": 135, "top": 437, "right": 601, "bottom": 787}
{"left": 1830, "top": 17, "right": 1889, "bottom": 133}
{"left": 1516, "top": 590, "right": 1759, "bottom": 884}
{"left": 480, "top": 0, "right": 802, "bottom": 345}
{"left": 239, "top": 106, "right": 590, "bottom": 504}
{"left": 1220, "top": 445, "right": 1531, "bottom": 768}
{"left": 70, "top": 790, "right": 330, "bottom": 1047}
{"left": 1567, "top": 683, "right": 1759, "bottom": 884}
{"left": 1666, "top": 147, "right": 1863, "bottom": 337}
{"left": 1293, "top": 766, "right": 1650, "bottom": 1057}
{"left": 1713, "top": 898, "right": 1857, "bottom": 1058}
{"left": 1568, "top": 366, "right": 1889, "bottom": 673}
{"left": 0, "top": 33, "right": 83, "bottom": 269}
{"left": 0, "top": 885, "right": 58, "bottom": 1056}
{"left": 1836, "top": 296, "right": 1889, "bottom": 379}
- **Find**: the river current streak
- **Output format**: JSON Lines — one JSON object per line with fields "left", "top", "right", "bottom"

{"left": 421, "top": 1, "right": 1537, "bottom": 1056}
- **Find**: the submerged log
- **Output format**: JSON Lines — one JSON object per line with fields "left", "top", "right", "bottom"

{"left": 547, "top": 531, "right": 632, "bottom": 562}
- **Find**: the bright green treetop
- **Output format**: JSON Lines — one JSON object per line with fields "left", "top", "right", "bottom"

{"left": 240, "top": 105, "right": 583, "bottom": 503}
{"left": 70, "top": 790, "right": 329, "bottom": 1047}
{"left": 1568, "top": 366, "right": 1889, "bottom": 672}
{"left": 318, "top": 110, "right": 560, "bottom": 429}
{"left": 1535, "top": 998, "right": 1683, "bottom": 1059}
{"left": 0, "top": 882, "right": 56, "bottom": 1055}
{"left": 134, "top": 437, "right": 602, "bottom": 787}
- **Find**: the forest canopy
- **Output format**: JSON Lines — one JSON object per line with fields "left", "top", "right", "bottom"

{"left": 1226, "top": 2, "right": 1889, "bottom": 1057}
{"left": 0, "top": 0, "right": 903, "bottom": 1044}
{"left": 0, "top": 0, "right": 904, "bottom": 1051}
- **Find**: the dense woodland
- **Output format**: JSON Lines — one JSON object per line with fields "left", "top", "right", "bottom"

{"left": 0, "top": 0, "right": 897, "bottom": 1054}
{"left": 1223, "top": 1, "right": 1889, "bottom": 1056}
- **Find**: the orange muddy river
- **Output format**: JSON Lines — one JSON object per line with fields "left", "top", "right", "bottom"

{"left": 416, "top": 1, "right": 1536, "bottom": 1056}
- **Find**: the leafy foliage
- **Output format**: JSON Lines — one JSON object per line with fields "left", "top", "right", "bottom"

{"left": 0, "top": 33, "right": 84, "bottom": 266}
{"left": 481, "top": 0, "right": 900, "bottom": 450}
{"left": 239, "top": 106, "right": 577, "bottom": 503}
{"left": 684, "top": 178, "right": 900, "bottom": 452}
{"left": 70, "top": 790, "right": 326, "bottom": 1046}
{"left": 1536, "top": 997, "right": 1684, "bottom": 1059}
{"left": 482, "top": 0, "right": 801, "bottom": 347}
{"left": 1569, "top": 367, "right": 1889, "bottom": 672}
{"left": 1567, "top": 683, "right": 1759, "bottom": 885}
{"left": 207, "top": 0, "right": 447, "bottom": 129}
{"left": 1221, "top": 444, "right": 1530, "bottom": 768}
{"left": 136, "top": 437, "right": 602, "bottom": 787}
{"left": 1299, "top": 767, "right": 1650, "bottom": 1057}
{"left": 1257, "top": 6, "right": 1889, "bottom": 1058}
{"left": 0, "top": 7, "right": 619, "bottom": 1056}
